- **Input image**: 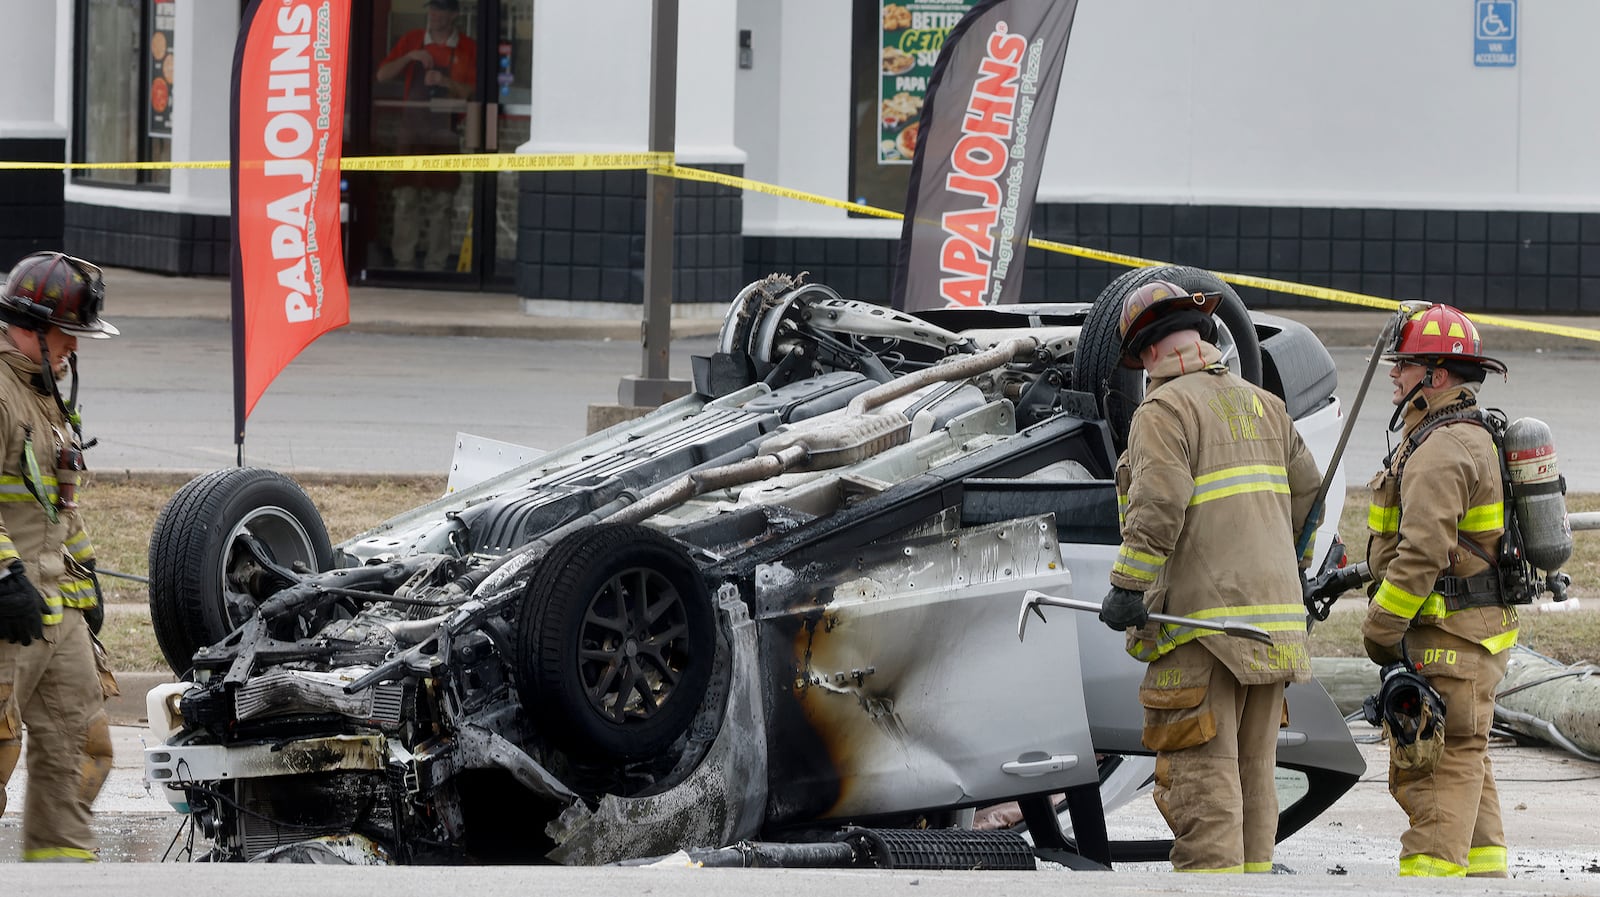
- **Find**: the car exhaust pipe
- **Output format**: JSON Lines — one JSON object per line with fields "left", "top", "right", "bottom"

{"left": 846, "top": 337, "right": 1038, "bottom": 415}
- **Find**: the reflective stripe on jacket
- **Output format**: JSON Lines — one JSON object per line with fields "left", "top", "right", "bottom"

{"left": 1112, "top": 340, "right": 1323, "bottom": 684}
{"left": 1361, "top": 385, "right": 1517, "bottom": 655}
{"left": 0, "top": 344, "right": 97, "bottom": 626}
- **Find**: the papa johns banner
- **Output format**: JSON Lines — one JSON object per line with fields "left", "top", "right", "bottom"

{"left": 891, "top": 0, "right": 1079, "bottom": 312}
{"left": 231, "top": 0, "right": 353, "bottom": 445}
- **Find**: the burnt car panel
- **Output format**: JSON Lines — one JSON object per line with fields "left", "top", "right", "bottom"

{"left": 143, "top": 270, "right": 1361, "bottom": 868}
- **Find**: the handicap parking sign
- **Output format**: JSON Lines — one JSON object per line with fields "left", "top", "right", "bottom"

{"left": 1474, "top": 0, "right": 1516, "bottom": 67}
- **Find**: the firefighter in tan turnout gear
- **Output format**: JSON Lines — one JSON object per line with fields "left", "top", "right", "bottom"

{"left": 0, "top": 252, "right": 116, "bottom": 862}
{"left": 1097, "top": 280, "right": 1322, "bottom": 873}
{"left": 1360, "top": 303, "right": 1516, "bottom": 878}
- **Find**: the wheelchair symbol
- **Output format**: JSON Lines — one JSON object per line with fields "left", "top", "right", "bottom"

{"left": 1477, "top": 1, "right": 1513, "bottom": 39}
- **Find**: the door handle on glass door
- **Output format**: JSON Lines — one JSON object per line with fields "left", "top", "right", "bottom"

{"left": 463, "top": 102, "right": 483, "bottom": 152}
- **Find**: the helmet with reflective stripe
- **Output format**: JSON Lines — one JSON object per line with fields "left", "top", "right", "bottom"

{"left": 0, "top": 252, "right": 119, "bottom": 338}
{"left": 1383, "top": 302, "right": 1503, "bottom": 375}
{"left": 1116, "top": 279, "right": 1221, "bottom": 368}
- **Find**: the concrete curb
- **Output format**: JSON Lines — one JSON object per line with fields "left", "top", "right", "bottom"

{"left": 108, "top": 671, "right": 174, "bottom": 727}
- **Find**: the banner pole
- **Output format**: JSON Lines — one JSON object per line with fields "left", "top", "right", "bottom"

{"left": 230, "top": 0, "right": 263, "bottom": 468}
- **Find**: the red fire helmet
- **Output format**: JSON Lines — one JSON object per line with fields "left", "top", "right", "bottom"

{"left": 1383, "top": 303, "right": 1505, "bottom": 375}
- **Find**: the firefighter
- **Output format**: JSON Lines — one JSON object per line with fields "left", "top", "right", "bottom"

{"left": 1360, "top": 302, "right": 1515, "bottom": 878}
{"left": 0, "top": 251, "right": 116, "bottom": 862}
{"left": 1098, "top": 279, "right": 1322, "bottom": 873}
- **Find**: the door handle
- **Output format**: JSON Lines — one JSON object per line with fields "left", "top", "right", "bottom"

{"left": 1001, "top": 753, "right": 1079, "bottom": 777}
{"left": 463, "top": 101, "right": 483, "bottom": 152}
{"left": 486, "top": 103, "right": 499, "bottom": 152}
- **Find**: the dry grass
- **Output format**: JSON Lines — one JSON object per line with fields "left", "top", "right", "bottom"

{"left": 86, "top": 471, "right": 445, "bottom": 672}
{"left": 83, "top": 473, "right": 1600, "bottom": 671}
{"left": 1306, "top": 491, "right": 1600, "bottom": 665}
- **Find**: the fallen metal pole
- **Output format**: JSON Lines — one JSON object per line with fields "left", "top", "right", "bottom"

{"left": 96, "top": 567, "right": 149, "bottom": 585}
{"left": 1570, "top": 511, "right": 1600, "bottom": 532}
{"left": 1017, "top": 590, "right": 1273, "bottom": 644}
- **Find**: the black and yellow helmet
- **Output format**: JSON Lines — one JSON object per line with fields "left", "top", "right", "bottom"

{"left": 0, "top": 252, "right": 119, "bottom": 338}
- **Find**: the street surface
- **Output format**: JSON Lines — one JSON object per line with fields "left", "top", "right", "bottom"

{"left": 79, "top": 318, "right": 1600, "bottom": 490}
{"left": 4, "top": 721, "right": 1598, "bottom": 884}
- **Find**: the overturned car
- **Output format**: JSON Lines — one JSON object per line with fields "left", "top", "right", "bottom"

{"left": 143, "top": 265, "right": 1362, "bottom": 868}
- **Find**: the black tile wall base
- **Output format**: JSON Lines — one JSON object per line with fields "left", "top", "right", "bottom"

{"left": 743, "top": 202, "right": 1600, "bottom": 314}
{"left": 65, "top": 203, "right": 230, "bottom": 276}
{"left": 517, "top": 164, "right": 744, "bottom": 304}
{"left": 0, "top": 138, "right": 65, "bottom": 265}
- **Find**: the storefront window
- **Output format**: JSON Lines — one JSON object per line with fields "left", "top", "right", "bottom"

{"left": 74, "top": 0, "right": 172, "bottom": 188}
{"left": 848, "top": 0, "right": 975, "bottom": 214}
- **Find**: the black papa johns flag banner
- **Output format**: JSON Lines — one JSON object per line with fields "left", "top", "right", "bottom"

{"left": 891, "top": 0, "right": 1078, "bottom": 312}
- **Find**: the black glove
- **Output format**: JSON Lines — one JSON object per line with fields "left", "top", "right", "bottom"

{"left": 82, "top": 560, "right": 104, "bottom": 635}
{"left": 1363, "top": 635, "right": 1403, "bottom": 667}
{"left": 1098, "top": 586, "right": 1149, "bottom": 631}
{"left": 0, "top": 560, "right": 46, "bottom": 646}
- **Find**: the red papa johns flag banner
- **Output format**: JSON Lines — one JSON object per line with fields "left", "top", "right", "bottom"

{"left": 231, "top": 0, "right": 352, "bottom": 440}
{"left": 891, "top": 0, "right": 1078, "bottom": 312}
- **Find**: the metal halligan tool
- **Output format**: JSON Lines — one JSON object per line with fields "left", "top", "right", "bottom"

{"left": 1016, "top": 590, "right": 1274, "bottom": 644}
{"left": 1295, "top": 302, "right": 1415, "bottom": 625}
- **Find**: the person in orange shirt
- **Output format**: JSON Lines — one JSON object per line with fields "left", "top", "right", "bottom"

{"left": 375, "top": 0, "right": 478, "bottom": 271}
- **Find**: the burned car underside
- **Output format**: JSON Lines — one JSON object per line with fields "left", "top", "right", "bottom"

{"left": 144, "top": 266, "right": 1363, "bottom": 868}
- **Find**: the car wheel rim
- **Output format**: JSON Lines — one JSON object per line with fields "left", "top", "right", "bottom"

{"left": 1213, "top": 316, "right": 1243, "bottom": 375}
{"left": 578, "top": 566, "right": 691, "bottom": 724}
{"left": 221, "top": 505, "right": 319, "bottom": 628}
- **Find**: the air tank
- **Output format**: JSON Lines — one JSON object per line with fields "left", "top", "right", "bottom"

{"left": 1503, "top": 417, "right": 1572, "bottom": 573}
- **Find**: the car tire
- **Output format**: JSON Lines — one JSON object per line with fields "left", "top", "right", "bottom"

{"left": 1072, "top": 265, "right": 1262, "bottom": 450}
{"left": 147, "top": 468, "right": 333, "bottom": 675}
{"left": 518, "top": 523, "right": 715, "bottom": 763}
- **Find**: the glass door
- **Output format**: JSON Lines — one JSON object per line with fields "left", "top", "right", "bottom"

{"left": 346, "top": 0, "right": 531, "bottom": 288}
{"left": 478, "top": 0, "right": 532, "bottom": 289}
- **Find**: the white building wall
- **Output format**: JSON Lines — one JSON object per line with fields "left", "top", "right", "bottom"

{"left": 1040, "top": 0, "right": 1562, "bottom": 210}
{"left": 0, "top": 0, "right": 62, "bottom": 137}
{"left": 168, "top": 0, "right": 237, "bottom": 213}
{"left": 736, "top": 0, "right": 895, "bottom": 237}
{"left": 734, "top": 0, "right": 782, "bottom": 225}
{"left": 525, "top": 0, "right": 744, "bottom": 163}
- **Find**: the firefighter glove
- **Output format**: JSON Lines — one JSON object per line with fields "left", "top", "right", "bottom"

{"left": 82, "top": 560, "right": 104, "bottom": 635}
{"left": 1363, "top": 635, "right": 1403, "bottom": 666}
{"left": 0, "top": 560, "right": 46, "bottom": 646}
{"left": 1098, "top": 586, "right": 1149, "bottom": 631}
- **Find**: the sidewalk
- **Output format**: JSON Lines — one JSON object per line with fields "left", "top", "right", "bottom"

{"left": 102, "top": 267, "right": 727, "bottom": 342}
{"left": 101, "top": 268, "right": 1600, "bottom": 350}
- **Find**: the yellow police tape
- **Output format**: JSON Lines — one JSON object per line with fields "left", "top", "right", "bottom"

{"left": 668, "top": 164, "right": 1600, "bottom": 344}
{"left": 342, "top": 152, "right": 673, "bottom": 172}
{"left": 7, "top": 151, "right": 1598, "bottom": 343}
